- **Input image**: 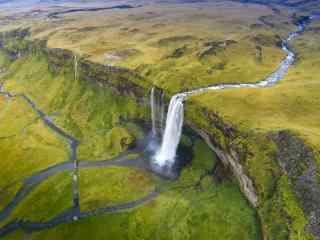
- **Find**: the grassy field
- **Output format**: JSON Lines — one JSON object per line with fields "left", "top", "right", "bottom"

{"left": 0, "top": 96, "right": 69, "bottom": 211}
{"left": 3, "top": 171, "right": 73, "bottom": 223}
{"left": 0, "top": 0, "right": 319, "bottom": 239}
{"left": 79, "top": 167, "right": 155, "bottom": 211}
{"left": 0, "top": 53, "right": 146, "bottom": 161}
{"left": 190, "top": 17, "right": 320, "bottom": 150}
{"left": 13, "top": 1, "right": 295, "bottom": 94}
{"left": 22, "top": 138, "right": 260, "bottom": 240}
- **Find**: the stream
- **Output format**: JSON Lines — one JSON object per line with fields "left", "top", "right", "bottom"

{"left": 152, "top": 17, "right": 312, "bottom": 171}
{"left": 0, "top": 85, "right": 158, "bottom": 237}
{"left": 0, "top": 14, "right": 313, "bottom": 238}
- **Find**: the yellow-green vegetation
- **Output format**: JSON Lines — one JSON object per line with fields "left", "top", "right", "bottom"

{"left": 79, "top": 167, "right": 155, "bottom": 211}
{"left": 261, "top": 175, "right": 314, "bottom": 240}
{"left": 0, "top": 182, "right": 23, "bottom": 211}
{"left": 77, "top": 126, "right": 134, "bottom": 160}
{"left": 0, "top": 1, "right": 319, "bottom": 239}
{"left": 30, "top": 182, "right": 260, "bottom": 240}
{"left": 18, "top": 1, "right": 294, "bottom": 93}
{"left": 0, "top": 52, "right": 146, "bottom": 161}
{"left": 4, "top": 171, "right": 73, "bottom": 223}
{"left": 29, "top": 138, "right": 260, "bottom": 240}
{"left": 0, "top": 97, "right": 38, "bottom": 137}
{"left": 1, "top": 230, "right": 25, "bottom": 240}
{"left": 189, "top": 17, "right": 320, "bottom": 150}
{"left": 0, "top": 119, "right": 68, "bottom": 189}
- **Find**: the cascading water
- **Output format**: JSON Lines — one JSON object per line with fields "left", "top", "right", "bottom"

{"left": 154, "top": 94, "right": 186, "bottom": 167}
{"left": 152, "top": 20, "right": 310, "bottom": 171}
{"left": 74, "top": 55, "right": 78, "bottom": 81}
{"left": 150, "top": 87, "right": 165, "bottom": 138}
{"left": 151, "top": 87, "right": 157, "bottom": 137}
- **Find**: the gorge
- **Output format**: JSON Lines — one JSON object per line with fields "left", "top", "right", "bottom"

{"left": 152, "top": 17, "right": 311, "bottom": 174}
{"left": 0, "top": 1, "right": 319, "bottom": 239}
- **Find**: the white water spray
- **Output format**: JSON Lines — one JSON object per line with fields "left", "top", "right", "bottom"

{"left": 154, "top": 94, "right": 186, "bottom": 166}
{"left": 152, "top": 22, "right": 307, "bottom": 169}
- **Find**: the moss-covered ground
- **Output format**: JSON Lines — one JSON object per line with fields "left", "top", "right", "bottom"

{"left": 18, "top": 139, "right": 260, "bottom": 240}
{"left": 0, "top": 0, "right": 319, "bottom": 239}
{"left": 79, "top": 167, "right": 155, "bottom": 211}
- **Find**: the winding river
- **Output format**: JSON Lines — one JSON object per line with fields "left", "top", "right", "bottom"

{"left": 0, "top": 15, "right": 313, "bottom": 238}
{"left": 153, "top": 18, "right": 311, "bottom": 170}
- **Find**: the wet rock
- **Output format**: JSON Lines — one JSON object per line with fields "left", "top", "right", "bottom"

{"left": 271, "top": 130, "right": 320, "bottom": 240}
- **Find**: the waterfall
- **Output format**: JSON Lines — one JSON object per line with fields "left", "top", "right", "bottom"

{"left": 152, "top": 21, "right": 309, "bottom": 170}
{"left": 151, "top": 87, "right": 157, "bottom": 136}
{"left": 150, "top": 87, "right": 165, "bottom": 138}
{"left": 74, "top": 55, "right": 78, "bottom": 81}
{"left": 154, "top": 94, "right": 186, "bottom": 166}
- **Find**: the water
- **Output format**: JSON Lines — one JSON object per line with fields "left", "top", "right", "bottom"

{"left": 74, "top": 55, "right": 78, "bottom": 82}
{"left": 151, "top": 87, "right": 157, "bottom": 136}
{"left": 154, "top": 94, "right": 186, "bottom": 167}
{"left": 152, "top": 21, "right": 308, "bottom": 170}
{"left": 150, "top": 87, "right": 165, "bottom": 138}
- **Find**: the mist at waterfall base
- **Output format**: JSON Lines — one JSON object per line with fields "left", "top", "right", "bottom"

{"left": 147, "top": 88, "right": 190, "bottom": 179}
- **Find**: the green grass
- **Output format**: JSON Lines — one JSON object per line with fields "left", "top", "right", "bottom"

{"left": 79, "top": 167, "right": 155, "bottom": 212}
{"left": 0, "top": 53, "right": 147, "bottom": 161}
{"left": 0, "top": 97, "right": 38, "bottom": 137}
{"left": 31, "top": 180, "right": 260, "bottom": 240}
{"left": 1, "top": 2, "right": 318, "bottom": 239}
{"left": 0, "top": 182, "right": 23, "bottom": 212}
{"left": 4, "top": 171, "right": 73, "bottom": 223}
{"left": 23, "top": 1, "right": 294, "bottom": 94}
{"left": 0, "top": 118, "right": 68, "bottom": 189}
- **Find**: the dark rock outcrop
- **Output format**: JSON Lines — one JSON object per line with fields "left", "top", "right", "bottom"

{"left": 198, "top": 40, "right": 237, "bottom": 59}
{"left": 272, "top": 131, "right": 320, "bottom": 239}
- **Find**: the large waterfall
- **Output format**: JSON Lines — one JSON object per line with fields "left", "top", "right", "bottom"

{"left": 154, "top": 94, "right": 186, "bottom": 166}
{"left": 151, "top": 21, "right": 309, "bottom": 170}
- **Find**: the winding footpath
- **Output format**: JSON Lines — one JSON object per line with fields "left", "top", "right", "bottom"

{"left": 0, "top": 85, "right": 159, "bottom": 237}
{"left": 0, "top": 16, "right": 313, "bottom": 238}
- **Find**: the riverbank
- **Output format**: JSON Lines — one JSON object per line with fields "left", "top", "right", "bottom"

{"left": 0, "top": 1, "right": 319, "bottom": 239}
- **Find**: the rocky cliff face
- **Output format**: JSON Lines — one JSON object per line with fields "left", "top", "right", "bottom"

{"left": 272, "top": 131, "right": 320, "bottom": 240}
{"left": 185, "top": 101, "right": 319, "bottom": 239}
{"left": 0, "top": 27, "right": 318, "bottom": 240}
{"left": 189, "top": 122, "right": 259, "bottom": 207}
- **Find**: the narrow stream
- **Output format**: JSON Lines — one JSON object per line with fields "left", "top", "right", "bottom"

{"left": 0, "top": 14, "right": 313, "bottom": 238}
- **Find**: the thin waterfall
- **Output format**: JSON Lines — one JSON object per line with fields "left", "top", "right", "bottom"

{"left": 150, "top": 87, "right": 165, "bottom": 138}
{"left": 152, "top": 20, "right": 309, "bottom": 169}
{"left": 151, "top": 87, "right": 157, "bottom": 137}
{"left": 159, "top": 91, "right": 165, "bottom": 134}
{"left": 74, "top": 55, "right": 78, "bottom": 81}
